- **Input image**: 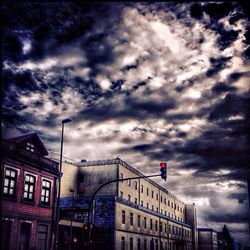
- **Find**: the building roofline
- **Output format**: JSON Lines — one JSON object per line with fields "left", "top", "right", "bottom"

{"left": 198, "top": 228, "right": 217, "bottom": 232}
{"left": 78, "top": 157, "right": 186, "bottom": 205}
{"left": 5, "top": 132, "right": 49, "bottom": 156}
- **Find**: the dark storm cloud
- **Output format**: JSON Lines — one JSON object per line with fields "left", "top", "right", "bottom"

{"left": 217, "top": 29, "right": 239, "bottom": 50}
{"left": 228, "top": 193, "right": 248, "bottom": 203}
{"left": 118, "top": 93, "right": 250, "bottom": 181}
{"left": 206, "top": 56, "right": 232, "bottom": 77}
{"left": 2, "top": 33, "right": 25, "bottom": 62}
{"left": 190, "top": 2, "right": 241, "bottom": 22}
{"left": 208, "top": 93, "right": 250, "bottom": 120}
{"left": 189, "top": 2, "right": 242, "bottom": 51}
{"left": 76, "top": 95, "right": 176, "bottom": 122}
{"left": 177, "top": 127, "right": 249, "bottom": 180}
{"left": 122, "top": 142, "right": 175, "bottom": 161}
{"left": 206, "top": 213, "right": 249, "bottom": 223}
{"left": 2, "top": 2, "right": 124, "bottom": 71}
{"left": 211, "top": 82, "right": 237, "bottom": 94}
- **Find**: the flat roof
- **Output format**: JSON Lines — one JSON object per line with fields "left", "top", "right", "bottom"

{"left": 78, "top": 157, "right": 187, "bottom": 205}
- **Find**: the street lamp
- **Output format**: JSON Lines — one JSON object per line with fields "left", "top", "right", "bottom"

{"left": 69, "top": 189, "right": 75, "bottom": 250}
{"left": 55, "top": 118, "right": 72, "bottom": 250}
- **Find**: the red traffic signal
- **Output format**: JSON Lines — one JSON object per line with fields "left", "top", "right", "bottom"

{"left": 160, "top": 162, "right": 166, "bottom": 168}
{"left": 160, "top": 162, "right": 167, "bottom": 181}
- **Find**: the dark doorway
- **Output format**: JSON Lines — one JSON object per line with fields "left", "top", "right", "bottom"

{"left": 1, "top": 220, "right": 12, "bottom": 250}
{"left": 36, "top": 224, "right": 48, "bottom": 250}
{"left": 18, "top": 222, "right": 32, "bottom": 250}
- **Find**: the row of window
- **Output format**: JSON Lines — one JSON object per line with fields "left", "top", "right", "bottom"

{"left": 120, "top": 173, "right": 184, "bottom": 213}
{"left": 120, "top": 236, "right": 192, "bottom": 250}
{"left": 120, "top": 192, "right": 184, "bottom": 223}
{"left": 3, "top": 166, "right": 52, "bottom": 206}
{"left": 121, "top": 210, "right": 191, "bottom": 237}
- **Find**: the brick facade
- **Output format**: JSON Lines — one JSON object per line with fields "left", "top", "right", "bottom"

{"left": 1, "top": 133, "right": 59, "bottom": 250}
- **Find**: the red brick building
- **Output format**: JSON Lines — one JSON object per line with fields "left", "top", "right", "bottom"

{"left": 1, "top": 133, "right": 59, "bottom": 250}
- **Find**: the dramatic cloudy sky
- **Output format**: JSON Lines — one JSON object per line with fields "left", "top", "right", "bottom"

{"left": 2, "top": 1, "right": 250, "bottom": 245}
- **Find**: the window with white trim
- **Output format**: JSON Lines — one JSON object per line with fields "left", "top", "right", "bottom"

{"left": 3, "top": 167, "right": 18, "bottom": 198}
{"left": 23, "top": 173, "right": 36, "bottom": 202}
{"left": 40, "top": 179, "right": 51, "bottom": 205}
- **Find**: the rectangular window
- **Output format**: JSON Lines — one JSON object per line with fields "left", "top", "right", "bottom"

{"left": 120, "top": 191, "right": 123, "bottom": 198}
{"left": 141, "top": 184, "right": 143, "bottom": 193}
{"left": 141, "top": 201, "right": 143, "bottom": 207}
{"left": 137, "top": 239, "right": 141, "bottom": 250}
{"left": 168, "top": 200, "right": 170, "bottom": 206}
{"left": 151, "top": 191, "right": 154, "bottom": 198}
{"left": 171, "top": 202, "right": 173, "bottom": 208}
{"left": 156, "top": 194, "right": 159, "bottom": 200}
{"left": 135, "top": 198, "right": 137, "bottom": 204}
{"left": 155, "top": 221, "right": 158, "bottom": 231}
{"left": 130, "top": 213, "right": 133, "bottom": 226}
{"left": 122, "top": 210, "right": 125, "bottom": 224}
{"left": 164, "top": 198, "right": 166, "bottom": 205}
{"left": 128, "top": 195, "right": 131, "bottom": 201}
{"left": 165, "top": 223, "right": 167, "bottom": 233}
{"left": 150, "top": 219, "right": 153, "bottom": 230}
{"left": 165, "top": 242, "right": 168, "bottom": 250}
{"left": 121, "top": 237, "right": 125, "bottom": 250}
{"left": 36, "top": 224, "right": 48, "bottom": 250}
{"left": 128, "top": 179, "right": 131, "bottom": 187}
{"left": 130, "top": 238, "right": 133, "bottom": 250}
{"left": 160, "top": 222, "right": 162, "bottom": 232}
{"left": 26, "top": 142, "right": 35, "bottom": 152}
{"left": 120, "top": 173, "right": 124, "bottom": 182}
{"left": 3, "top": 167, "right": 18, "bottom": 198}
{"left": 160, "top": 241, "right": 163, "bottom": 250}
{"left": 160, "top": 196, "right": 163, "bottom": 202}
{"left": 23, "top": 174, "right": 36, "bottom": 202}
{"left": 146, "top": 203, "right": 149, "bottom": 209}
{"left": 144, "top": 239, "right": 147, "bottom": 250}
{"left": 137, "top": 215, "right": 140, "bottom": 227}
{"left": 135, "top": 181, "right": 138, "bottom": 190}
{"left": 40, "top": 179, "right": 51, "bottom": 205}
{"left": 146, "top": 188, "right": 149, "bottom": 196}
{"left": 152, "top": 205, "right": 154, "bottom": 211}
{"left": 144, "top": 217, "right": 147, "bottom": 229}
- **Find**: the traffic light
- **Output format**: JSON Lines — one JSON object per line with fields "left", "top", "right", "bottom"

{"left": 83, "top": 223, "right": 90, "bottom": 239}
{"left": 160, "top": 162, "right": 167, "bottom": 181}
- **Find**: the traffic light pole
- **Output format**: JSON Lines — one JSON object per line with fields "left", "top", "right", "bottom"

{"left": 86, "top": 174, "right": 161, "bottom": 245}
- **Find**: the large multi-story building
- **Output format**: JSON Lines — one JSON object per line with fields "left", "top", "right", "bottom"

{"left": 1, "top": 133, "right": 59, "bottom": 250}
{"left": 59, "top": 158, "right": 198, "bottom": 250}
{"left": 198, "top": 228, "right": 218, "bottom": 250}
